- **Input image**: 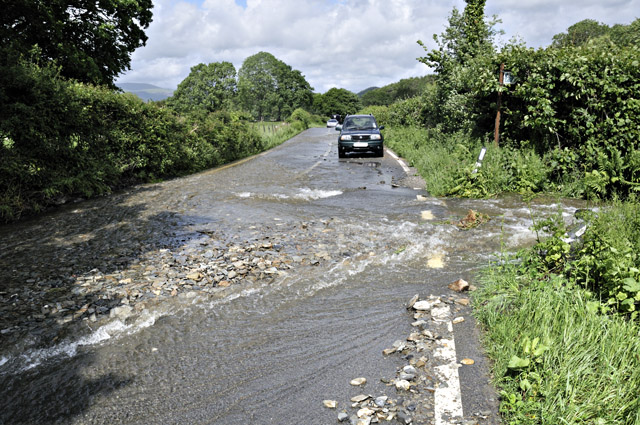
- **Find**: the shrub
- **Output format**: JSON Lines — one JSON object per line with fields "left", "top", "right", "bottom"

{"left": 570, "top": 200, "right": 640, "bottom": 317}
{"left": 0, "top": 57, "right": 265, "bottom": 221}
{"left": 287, "top": 108, "right": 312, "bottom": 129}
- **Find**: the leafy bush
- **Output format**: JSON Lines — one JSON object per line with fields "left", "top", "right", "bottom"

{"left": 287, "top": 108, "right": 312, "bottom": 130}
{"left": 358, "top": 105, "right": 390, "bottom": 127}
{"left": 387, "top": 97, "right": 428, "bottom": 127}
{"left": 474, "top": 200, "right": 640, "bottom": 423}
{"left": 570, "top": 201, "right": 640, "bottom": 317}
{"left": 0, "top": 57, "right": 265, "bottom": 221}
{"left": 475, "top": 258, "right": 640, "bottom": 425}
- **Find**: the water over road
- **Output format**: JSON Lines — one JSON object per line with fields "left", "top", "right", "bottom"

{"left": 0, "top": 128, "right": 584, "bottom": 424}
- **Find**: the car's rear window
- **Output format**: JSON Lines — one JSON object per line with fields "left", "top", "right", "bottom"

{"left": 343, "top": 117, "right": 376, "bottom": 130}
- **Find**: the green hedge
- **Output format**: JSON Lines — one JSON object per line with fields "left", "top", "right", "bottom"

{"left": 0, "top": 57, "right": 263, "bottom": 221}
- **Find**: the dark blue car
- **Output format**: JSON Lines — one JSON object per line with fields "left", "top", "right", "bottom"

{"left": 336, "top": 114, "right": 384, "bottom": 158}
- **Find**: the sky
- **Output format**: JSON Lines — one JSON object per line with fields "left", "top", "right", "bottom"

{"left": 115, "top": 0, "right": 640, "bottom": 94}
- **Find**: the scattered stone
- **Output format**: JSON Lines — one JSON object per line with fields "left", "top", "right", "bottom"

{"left": 337, "top": 412, "right": 349, "bottom": 422}
{"left": 403, "top": 365, "right": 417, "bottom": 375}
{"left": 186, "top": 272, "right": 201, "bottom": 281}
{"left": 456, "top": 209, "right": 490, "bottom": 229}
{"left": 110, "top": 305, "right": 133, "bottom": 320}
{"left": 374, "top": 396, "right": 387, "bottom": 407}
{"left": 323, "top": 400, "right": 337, "bottom": 409}
{"left": 448, "top": 278, "right": 469, "bottom": 292}
{"left": 411, "top": 319, "right": 428, "bottom": 327}
{"left": 395, "top": 380, "right": 411, "bottom": 391}
{"left": 452, "top": 317, "right": 465, "bottom": 324}
{"left": 351, "top": 394, "right": 370, "bottom": 403}
{"left": 350, "top": 377, "right": 367, "bottom": 386}
{"left": 412, "top": 298, "right": 441, "bottom": 311}
{"left": 383, "top": 340, "right": 406, "bottom": 355}
{"left": 456, "top": 298, "right": 470, "bottom": 306}
{"left": 407, "top": 294, "right": 419, "bottom": 309}
{"left": 357, "top": 407, "right": 375, "bottom": 418}
{"left": 461, "top": 358, "right": 475, "bottom": 365}
{"left": 399, "top": 372, "right": 416, "bottom": 381}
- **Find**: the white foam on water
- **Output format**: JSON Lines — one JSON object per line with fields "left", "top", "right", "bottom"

{"left": 235, "top": 191, "right": 290, "bottom": 200}
{"left": 308, "top": 221, "right": 453, "bottom": 293}
{"left": 504, "top": 222, "right": 538, "bottom": 247}
{"left": 235, "top": 188, "right": 342, "bottom": 202}
{"left": 2, "top": 309, "right": 166, "bottom": 375}
{"left": 294, "top": 188, "right": 342, "bottom": 200}
{"left": 207, "top": 287, "right": 262, "bottom": 307}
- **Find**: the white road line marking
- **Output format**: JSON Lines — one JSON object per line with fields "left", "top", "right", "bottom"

{"left": 432, "top": 303, "right": 464, "bottom": 424}
{"left": 385, "top": 148, "right": 411, "bottom": 174}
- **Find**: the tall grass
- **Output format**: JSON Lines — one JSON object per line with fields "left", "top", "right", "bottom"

{"left": 384, "top": 126, "right": 583, "bottom": 198}
{"left": 251, "top": 121, "right": 305, "bottom": 150}
{"left": 384, "top": 126, "right": 475, "bottom": 196}
{"left": 474, "top": 248, "right": 640, "bottom": 424}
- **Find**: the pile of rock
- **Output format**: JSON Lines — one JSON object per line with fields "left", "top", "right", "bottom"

{"left": 324, "top": 285, "right": 493, "bottom": 424}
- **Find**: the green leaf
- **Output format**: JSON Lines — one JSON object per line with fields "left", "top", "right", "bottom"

{"left": 586, "top": 301, "right": 600, "bottom": 314}
{"left": 622, "top": 278, "right": 640, "bottom": 292}
{"left": 508, "top": 355, "right": 530, "bottom": 370}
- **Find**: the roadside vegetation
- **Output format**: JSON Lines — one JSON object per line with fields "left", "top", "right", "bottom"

{"left": 473, "top": 201, "right": 640, "bottom": 424}
{"left": 0, "top": 6, "right": 323, "bottom": 222}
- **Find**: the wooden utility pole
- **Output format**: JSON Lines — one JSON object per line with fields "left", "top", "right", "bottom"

{"left": 494, "top": 63, "right": 505, "bottom": 147}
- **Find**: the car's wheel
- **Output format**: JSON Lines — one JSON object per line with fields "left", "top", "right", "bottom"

{"left": 377, "top": 147, "right": 384, "bottom": 157}
{"left": 338, "top": 148, "right": 346, "bottom": 158}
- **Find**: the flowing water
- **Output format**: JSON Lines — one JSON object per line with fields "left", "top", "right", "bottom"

{"left": 0, "top": 128, "right": 585, "bottom": 424}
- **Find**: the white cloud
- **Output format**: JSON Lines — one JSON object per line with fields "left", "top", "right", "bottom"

{"left": 117, "top": 0, "right": 640, "bottom": 93}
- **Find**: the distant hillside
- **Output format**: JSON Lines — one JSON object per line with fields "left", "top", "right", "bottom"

{"left": 117, "top": 83, "right": 174, "bottom": 102}
{"left": 357, "top": 86, "right": 380, "bottom": 97}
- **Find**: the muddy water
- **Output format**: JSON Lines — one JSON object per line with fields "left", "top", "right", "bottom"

{"left": 0, "top": 128, "right": 584, "bottom": 424}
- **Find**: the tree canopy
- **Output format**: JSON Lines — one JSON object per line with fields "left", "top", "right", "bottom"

{"left": 1, "top": 0, "right": 153, "bottom": 87}
{"left": 237, "top": 52, "right": 313, "bottom": 121}
{"left": 417, "top": 0, "right": 499, "bottom": 132}
{"left": 313, "top": 88, "right": 361, "bottom": 118}
{"left": 360, "top": 76, "right": 436, "bottom": 107}
{"left": 552, "top": 18, "right": 640, "bottom": 48}
{"left": 168, "top": 62, "right": 237, "bottom": 113}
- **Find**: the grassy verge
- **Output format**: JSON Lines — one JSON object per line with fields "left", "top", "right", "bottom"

{"left": 384, "top": 126, "right": 584, "bottom": 199}
{"left": 250, "top": 121, "right": 310, "bottom": 150}
{"left": 473, "top": 202, "right": 640, "bottom": 424}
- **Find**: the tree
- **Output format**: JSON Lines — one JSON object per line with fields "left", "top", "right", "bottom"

{"left": 551, "top": 18, "right": 640, "bottom": 49}
{"left": 551, "top": 19, "right": 609, "bottom": 48}
{"left": 417, "top": 0, "right": 499, "bottom": 132}
{"left": 168, "top": 62, "right": 237, "bottom": 113}
{"left": 1, "top": 0, "right": 153, "bottom": 87}
{"left": 360, "top": 76, "right": 436, "bottom": 107}
{"left": 237, "top": 52, "right": 313, "bottom": 121}
{"left": 610, "top": 18, "right": 640, "bottom": 47}
{"left": 314, "top": 88, "right": 361, "bottom": 118}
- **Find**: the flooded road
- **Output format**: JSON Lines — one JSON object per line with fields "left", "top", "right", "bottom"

{"left": 0, "top": 128, "right": 584, "bottom": 424}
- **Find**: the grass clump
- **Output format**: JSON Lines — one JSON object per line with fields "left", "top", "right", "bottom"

{"left": 384, "top": 126, "right": 563, "bottom": 199}
{"left": 474, "top": 201, "right": 640, "bottom": 424}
